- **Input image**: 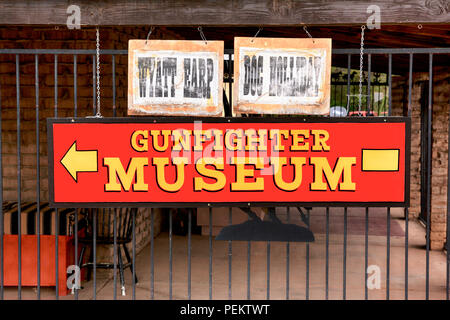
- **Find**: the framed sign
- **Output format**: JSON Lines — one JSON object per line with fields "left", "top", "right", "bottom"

{"left": 128, "top": 40, "right": 224, "bottom": 116}
{"left": 48, "top": 117, "right": 409, "bottom": 208}
{"left": 233, "top": 37, "right": 331, "bottom": 116}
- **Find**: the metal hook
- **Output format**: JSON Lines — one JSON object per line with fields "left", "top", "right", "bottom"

{"left": 303, "top": 26, "right": 315, "bottom": 43}
{"left": 145, "top": 26, "right": 154, "bottom": 45}
{"left": 198, "top": 26, "right": 207, "bottom": 45}
{"left": 251, "top": 27, "right": 263, "bottom": 42}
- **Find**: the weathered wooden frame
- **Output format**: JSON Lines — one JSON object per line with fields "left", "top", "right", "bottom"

{"left": 128, "top": 39, "right": 224, "bottom": 116}
{"left": 232, "top": 37, "right": 332, "bottom": 116}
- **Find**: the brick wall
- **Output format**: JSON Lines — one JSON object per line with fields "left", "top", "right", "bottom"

{"left": 0, "top": 26, "right": 181, "bottom": 203}
{"left": 0, "top": 26, "right": 182, "bottom": 260}
{"left": 392, "top": 67, "right": 450, "bottom": 250}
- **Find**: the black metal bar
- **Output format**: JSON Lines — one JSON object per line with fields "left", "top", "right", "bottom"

{"left": 228, "top": 207, "right": 232, "bottom": 300}
{"left": 93, "top": 209, "right": 97, "bottom": 300}
{"left": 188, "top": 209, "right": 191, "bottom": 300}
{"left": 343, "top": 207, "right": 347, "bottom": 300}
{"left": 267, "top": 239, "right": 270, "bottom": 300}
{"left": 74, "top": 208, "right": 78, "bottom": 300}
{"left": 405, "top": 207, "right": 409, "bottom": 300}
{"left": 111, "top": 55, "right": 116, "bottom": 301}
{"left": 408, "top": 53, "right": 413, "bottom": 118}
{"left": 0, "top": 66, "right": 3, "bottom": 301}
{"left": 0, "top": 48, "right": 449, "bottom": 56}
{"left": 132, "top": 208, "right": 136, "bottom": 300}
{"left": 150, "top": 208, "right": 154, "bottom": 300}
{"left": 101, "top": 209, "right": 105, "bottom": 239}
{"left": 112, "top": 55, "right": 116, "bottom": 117}
{"left": 228, "top": 54, "right": 232, "bottom": 115}
{"left": 54, "top": 54, "right": 59, "bottom": 299}
{"left": 386, "top": 207, "right": 391, "bottom": 300}
{"left": 365, "top": 207, "right": 369, "bottom": 300}
{"left": 447, "top": 95, "right": 450, "bottom": 300}
{"left": 306, "top": 208, "right": 310, "bottom": 300}
{"left": 107, "top": 209, "right": 111, "bottom": 248}
{"left": 35, "top": 54, "right": 41, "bottom": 300}
{"left": 209, "top": 206, "right": 213, "bottom": 300}
{"left": 169, "top": 210, "right": 173, "bottom": 300}
{"left": 286, "top": 207, "right": 290, "bottom": 300}
{"left": 333, "top": 48, "right": 450, "bottom": 54}
{"left": 326, "top": 207, "right": 329, "bottom": 300}
{"left": 16, "top": 54, "right": 22, "bottom": 300}
{"left": 54, "top": 55, "right": 58, "bottom": 117}
{"left": 388, "top": 54, "right": 392, "bottom": 116}
{"left": 113, "top": 209, "right": 117, "bottom": 300}
{"left": 332, "top": 80, "right": 391, "bottom": 86}
{"left": 247, "top": 240, "right": 251, "bottom": 300}
{"left": 0, "top": 49, "right": 129, "bottom": 55}
{"left": 347, "top": 54, "right": 351, "bottom": 114}
{"left": 332, "top": 82, "right": 336, "bottom": 108}
{"left": 74, "top": 55, "right": 77, "bottom": 117}
{"left": 426, "top": 53, "right": 433, "bottom": 300}
{"left": 367, "top": 54, "right": 371, "bottom": 112}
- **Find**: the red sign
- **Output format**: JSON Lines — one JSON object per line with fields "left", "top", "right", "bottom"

{"left": 48, "top": 117, "right": 410, "bottom": 207}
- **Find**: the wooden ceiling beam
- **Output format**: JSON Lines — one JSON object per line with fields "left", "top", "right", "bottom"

{"left": 0, "top": 0, "right": 449, "bottom": 26}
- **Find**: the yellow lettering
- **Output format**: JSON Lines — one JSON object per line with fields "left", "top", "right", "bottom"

{"left": 211, "top": 130, "right": 224, "bottom": 151}
{"left": 131, "top": 130, "right": 148, "bottom": 152}
{"left": 172, "top": 130, "right": 191, "bottom": 152}
{"left": 271, "top": 157, "right": 306, "bottom": 191}
{"left": 311, "top": 130, "right": 330, "bottom": 151}
{"left": 225, "top": 129, "right": 244, "bottom": 151}
{"left": 290, "top": 130, "right": 310, "bottom": 151}
{"left": 193, "top": 130, "right": 212, "bottom": 151}
{"left": 245, "top": 129, "right": 268, "bottom": 151}
{"left": 269, "top": 130, "right": 289, "bottom": 151}
{"left": 153, "top": 157, "right": 188, "bottom": 192}
{"left": 104, "top": 157, "right": 148, "bottom": 191}
{"left": 231, "top": 157, "right": 264, "bottom": 191}
{"left": 310, "top": 157, "right": 356, "bottom": 191}
{"left": 150, "top": 130, "right": 171, "bottom": 152}
{"left": 194, "top": 157, "right": 225, "bottom": 191}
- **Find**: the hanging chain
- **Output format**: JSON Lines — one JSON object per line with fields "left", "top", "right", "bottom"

{"left": 95, "top": 27, "right": 102, "bottom": 117}
{"left": 358, "top": 25, "right": 365, "bottom": 114}
{"left": 198, "top": 27, "right": 207, "bottom": 45}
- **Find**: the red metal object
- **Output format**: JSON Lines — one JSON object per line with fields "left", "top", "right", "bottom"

{"left": 3, "top": 235, "right": 75, "bottom": 296}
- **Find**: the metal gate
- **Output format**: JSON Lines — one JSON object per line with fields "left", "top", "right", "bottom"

{"left": 0, "top": 47, "right": 449, "bottom": 300}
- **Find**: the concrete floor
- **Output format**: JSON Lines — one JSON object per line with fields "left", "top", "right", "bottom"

{"left": 2, "top": 207, "right": 449, "bottom": 300}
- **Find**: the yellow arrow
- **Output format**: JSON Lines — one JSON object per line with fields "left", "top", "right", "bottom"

{"left": 60, "top": 141, "right": 98, "bottom": 182}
